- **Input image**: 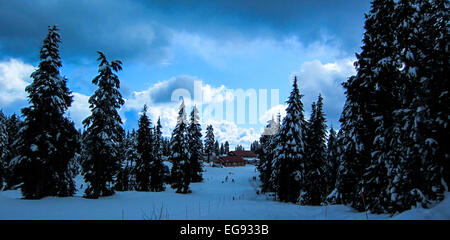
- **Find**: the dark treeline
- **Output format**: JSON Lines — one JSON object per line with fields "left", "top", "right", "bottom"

{"left": 257, "top": 0, "right": 449, "bottom": 214}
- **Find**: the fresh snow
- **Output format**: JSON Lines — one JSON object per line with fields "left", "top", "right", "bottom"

{"left": 0, "top": 164, "right": 448, "bottom": 220}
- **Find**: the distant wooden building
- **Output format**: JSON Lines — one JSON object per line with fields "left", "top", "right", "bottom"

{"left": 213, "top": 155, "right": 247, "bottom": 167}
{"left": 229, "top": 150, "right": 259, "bottom": 164}
{"left": 229, "top": 150, "right": 258, "bottom": 158}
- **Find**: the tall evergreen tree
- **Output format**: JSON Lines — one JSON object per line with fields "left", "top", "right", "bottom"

{"left": 271, "top": 76, "right": 307, "bottom": 203}
{"left": 214, "top": 140, "right": 220, "bottom": 156}
{"left": 220, "top": 143, "right": 225, "bottom": 155}
{"left": 224, "top": 141, "right": 230, "bottom": 154}
{"left": 330, "top": 79, "right": 368, "bottom": 208}
{"left": 335, "top": 0, "right": 448, "bottom": 213}
{"left": 170, "top": 100, "right": 191, "bottom": 193}
{"left": 335, "top": 0, "right": 399, "bottom": 212}
{"left": 13, "top": 26, "right": 79, "bottom": 199}
{"left": 4, "top": 113, "right": 23, "bottom": 190}
{"left": 116, "top": 130, "right": 137, "bottom": 191}
{"left": 324, "top": 127, "right": 338, "bottom": 197}
{"left": 389, "top": 0, "right": 448, "bottom": 211}
{"left": 358, "top": 0, "right": 400, "bottom": 213}
{"left": 428, "top": 0, "right": 449, "bottom": 189}
{"left": 82, "top": 51, "right": 124, "bottom": 199}
{"left": 250, "top": 141, "right": 261, "bottom": 153}
{"left": 0, "top": 111, "right": 7, "bottom": 190}
{"left": 258, "top": 116, "right": 279, "bottom": 193}
{"left": 135, "top": 105, "right": 153, "bottom": 191}
{"left": 150, "top": 117, "right": 165, "bottom": 191}
{"left": 301, "top": 94, "right": 327, "bottom": 205}
{"left": 188, "top": 106, "right": 203, "bottom": 182}
{"left": 383, "top": 0, "right": 425, "bottom": 213}
{"left": 204, "top": 125, "right": 215, "bottom": 162}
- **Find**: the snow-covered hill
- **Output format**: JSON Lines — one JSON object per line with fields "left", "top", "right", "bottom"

{"left": 0, "top": 164, "right": 448, "bottom": 220}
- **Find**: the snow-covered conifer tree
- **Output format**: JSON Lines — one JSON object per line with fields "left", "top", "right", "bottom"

{"left": 150, "top": 117, "right": 165, "bottom": 191}
{"left": 0, "top": 111, "right": 7, "bottom": 190}
{"left": 271, "top": 76, "right": 307, "bottom": 203}
{"left": 330, "top": 81, "right": 369, "bottom": 209}
{"left": 4, "top": 114, "right": 22, "bottom": 190}
{"left": 14, "top": 26, "right": 79, "bottom": 199}
{"left": 224, "top": 141, "right": 230, "bottom": 154}
{"left": 170, "top": 100, "right": 191, "bottom": 193}
{"left": 324, "top": 127, "right": 338, "bottom": 197}
{"left": 135, "top": 105, "right": 153, "bottom": 191}
{"left": 258, "top": 116, "right": 279, "bottom": 193}
{"left": 214, "top": 140, "right": 220, "bottom": 156}
{"left": 359, "top": 0, "right": 401, "bottom": 213}
{"left": 82, "top": 51, "right": 124, "bottom": 199}
{"left": 188, "top": 106, "right": 203, "bottom": 182}
{"left": 204, "top": 125, "right": 215, "bottom": 162}
{"left": 302, "top": 95, "right": 327, "bottom": 205}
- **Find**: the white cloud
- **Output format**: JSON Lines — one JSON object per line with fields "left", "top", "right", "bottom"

{"left": 291, "top": 58, "right": 356, "bottom": 127}
{"left": 134, "top": 102, "right": 259, "bottom": 149}
{"left": 124, "top": 75, "right": 232, "bottom": 111}
{"left": 124, "top": 75, "right": 264, "bottom": 148}
{"left": 0, "top": 59, "right": 34, "bottom": 106}
{"left": 259, "top": 104, "right": 287, "bottom": 126}
{"left": 144, "top": 103, "right": 180, "bottom": 137}
{"left": 204, "top": 119, "right": 260, "bottom": 150}
{"left": 67, "top": 92, "right": 90, "bottom": 129}
{"left": 295, "top": 58, "right": 355, "bottom": 92}
{"left": 0, "top": 58, "right": 96, "bottom": 130}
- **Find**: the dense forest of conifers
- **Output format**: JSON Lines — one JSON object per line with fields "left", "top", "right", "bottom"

{"left": 0, "top": 25, "right": 218, "bottom": 199}
{"left": 0, "top": 0, "right": 448, "bottom": 214}
{"left": 257, "top": 0, "right": 449, "bottom": 214}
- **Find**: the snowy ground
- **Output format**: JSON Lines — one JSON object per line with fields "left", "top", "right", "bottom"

{"left": 0, "top": 164, "right": 449, "bottom": 220}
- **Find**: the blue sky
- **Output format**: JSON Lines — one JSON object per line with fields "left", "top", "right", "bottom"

{"left": 0, "top": 0, "right": 371, "bottom": 148}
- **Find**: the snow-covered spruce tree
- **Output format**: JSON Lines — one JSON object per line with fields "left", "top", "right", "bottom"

{"left": 188, "top": 106, "right": 203, "bottom": 182}
{"left": 258, "top": 118, "right": 272, "bottom": 192}
{"left": 383, "top": 0, "right": 425, "bottom": 213}
{"left": 417, "top": 0, "right": 449, "bottom": 198}
{"left": 135, "top": 105, "right": 154, "bottom": 191}
{"left": 358, "top": 0, "right": 402, "bottom": 213}
{"left": 258, "top": 116, "right": 279, "bottom": 193}
{"left": 150, "top": 117, "right": 165, "bottom": 191}
{"left": 400, "top": 0, "right": 447, "bottom": 204}
{"left": 428, "top": 0, "right": 449, "bottom": 189}
{"left": 301, "top": 95, "right": 327, "bottom": 205}
{"left": 13, "top": 26, "right": 79, "bottom": 199}
{"left": 330, "top": 77, "right": 371, "bottom": 209}
{"left": 115, "top": 130, "right": 128, "bottom": 191}
{"left": 333, "top": 0, "right": 399, "bottom": 212}
{"left": 220, "top": 143, "right": 224, "bottom": 155}
{"left": 324, "top": 126, "right": 338, "bottom": 197}
{"left": 162, "top": 137, "right": 171, "bottom": 156}
{"left": 126, "top": 130, "right": 139, "bottom": 190}
{"left": 170, "top": 100, "right": 191, "bottom": 193}
{"left": 384, "top": 0, "right": 431, "bottom": 213}
{"left": 271, "top": 76, "right": 307, "bottom": 203}
{"left": 204, "top": 125, "right": 215, "bottom": 162}
{"left": 81, "top": 51, "right": 124, "bottom": 199}
{"left": 4, "top": 114, "right": 23, "bottom": 190}
{"left": 116, "top": 130, "right": 138, "bottom": 191}
{"left": 251, "top": 141, "right": 261, "bottom": 153}
{"left": 214, "top": 140, "right": 220, "bottom": 156}
{"left": 385, "top": 0, "right": 448, "bottom": 212}
{"left": 0, "top": 111, "right": 8, "bottom": 190}
{"left": 224, "top": 141, "right": 230, "bottom": 154}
